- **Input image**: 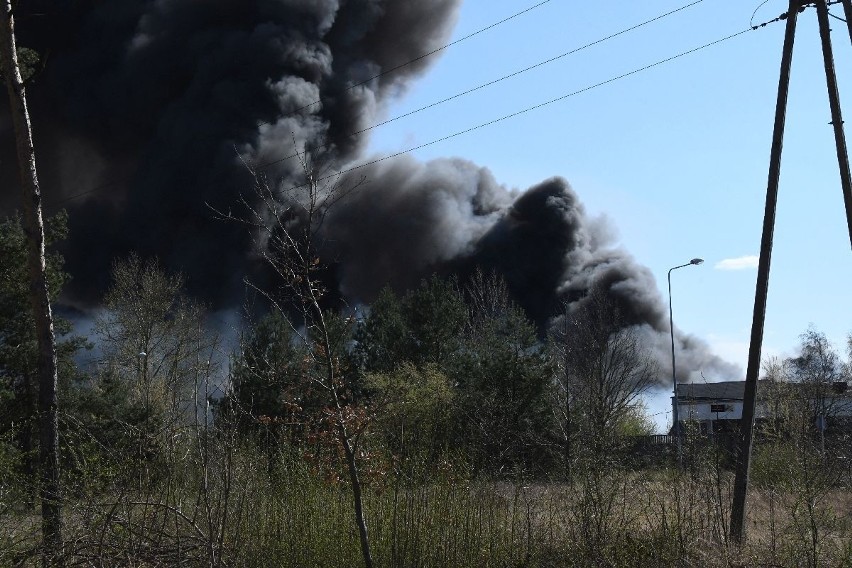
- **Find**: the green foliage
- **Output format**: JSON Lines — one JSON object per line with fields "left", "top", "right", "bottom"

{"left": 5, "top": 372, "right": 852, "bottom": 568}
{"left": 550, "top": 289, "right": 658, "bottom": 470}
{"left": 63, "top": 372, "right": 155, "bottom": 488}
{"left": 365, "top": 362, "right": 455, "bottom": 477}
{"left": 615, "top": 402, "right": 656, "bottom": 437}
{"left": 355, "top": 273, "right": 554, "bottom": 475}
{"left": 95, "top": 254, "right": 209, "bottom": 419}
{"left": 16, "top": 47, "right": 39, "bottom": 82}
{"left": 788, "top": 327, "right": 845, "bottom": 386}
{"left": 224, "top": 312, "right": 306, "bottom": 430}
{"left": 224, "top": 310, "right": 362, "bottom": 442}
{"left": 749, "top": 414, "right": 847, "bottom": 565}
{"left": 0, "top": 429, "right": 24, "bottom": 509}
{"left": 79, "top": 254, "right": 211, "bottom": 477}
{"left": 0, "top": 46, "right": 40, "bottom": 83}
{"left": 353, "top": 287, "right": 408, "bottom": 374}
{"left": 354, "top": 276, "right": 467, "bottom": 373}
{"left": 0, "top": 212, "right": 87, "bottom": 484}
{"left": 402, "top": 275, "right": 467, "bottom": 367}
{"left": 0, "top": 212, "right": 70, "bottom": 394}
{"left": 783, "top": 327, "right": 851, "bottom": 439}
{"left": 455, "top": 286, "right": 554, "bottom": 475}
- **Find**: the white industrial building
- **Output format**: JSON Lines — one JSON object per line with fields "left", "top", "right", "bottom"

{"left": 673, "top": 380, "right": 852, "bottom": 435}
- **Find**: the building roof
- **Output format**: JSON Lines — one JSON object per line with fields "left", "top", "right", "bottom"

{"left": 677, "top": 380, "right": 852, "bottom": 402}
{"left": 677, "top": 381, "right": 745, "bottom": 401}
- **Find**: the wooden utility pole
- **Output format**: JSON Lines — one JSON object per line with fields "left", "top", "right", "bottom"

{"left": 841, "top": 0, "right": 852, "bottom": 46}
{"left": 815, "top": 0, "right": 852, "bottom": 248}
{"left": 730, "top": 0, "right": 801, "bottom": 546}
{"left": 731, "top": 0, "right": 852, "bottom": 545}
{"left": 0, "top": 2, "right": 63, "bottom": 565}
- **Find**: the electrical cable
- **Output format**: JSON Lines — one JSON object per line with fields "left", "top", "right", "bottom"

{"left": 45, "top": 0, "right": 554, "bottom": 208}
{"left": 272, "top": 27, "right": 756, "bottom": 195}
{"left": 286, "top": 0, "right": 554, "bottom": 118}
{"left": 45, "top": 0, "right": 706, "bottom": 208}
{"left": 750, "top": 0, "right": 773, "bottom": 28}
{"left": 209, "top": 0, "right": 712, "bottom": 172}
{"left": 47, "top": 8, "right": 782, "bottom": 210}
{"left": 347, "top": 1, "right": 708, "bottom": 140}
{"left": 256, "top": 0, "right": 709, "bottom": 170}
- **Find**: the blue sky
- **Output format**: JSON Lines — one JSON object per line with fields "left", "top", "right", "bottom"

{"left": 361, "top": 0, "right": 852, "bottom": 430}
{"left": 363, "top": 0, "right": 852, "bottom": 367}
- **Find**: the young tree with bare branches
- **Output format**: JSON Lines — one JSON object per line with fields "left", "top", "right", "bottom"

{"left": 550, "top": 288, "right": 657, "bottom": 470}
{"left": 218, "top": 146, "right": 374, "bottom": 567}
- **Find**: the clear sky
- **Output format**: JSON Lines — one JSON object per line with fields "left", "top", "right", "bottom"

{"left": 361, "top": 0, "right": 852, "bottom": 430}
{"left": 28, "top": 0, "right": 844, "bottom": 380}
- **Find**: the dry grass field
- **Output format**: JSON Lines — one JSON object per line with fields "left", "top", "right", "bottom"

{"left": 4, "top": 455, "right": 852, "bottom": 567}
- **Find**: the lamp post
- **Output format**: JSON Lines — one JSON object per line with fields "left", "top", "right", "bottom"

{"left": 668, "top": 258, "right": 703, "bottom": 467}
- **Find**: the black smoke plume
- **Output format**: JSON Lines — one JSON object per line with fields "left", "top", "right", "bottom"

{"left": 0, "top": 0, "right": 736, "bottom": 383}
{"left": 327, "top": 159, "right": 738, "bottom": 382}
{"left": 2, "top": 0, "right": 461, "bottom": 304}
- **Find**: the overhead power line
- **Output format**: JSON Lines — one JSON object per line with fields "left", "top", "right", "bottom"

{"left": 750, "top": 0, "right": 845, "bottom": 30}
{"left": 275, "top": 26, "right": 758, "bottom": 194}
{"left": 286, "top": 0, "right": 554, "bottom": 117}
{"left": 349, "top": 1, "right": 706, "bottom": 140}
{"left": 46, "top": 0, "right": 554, "bottom": 208}
{"left": 749, "top": 0, "right": 773, "bottom": 28}
{"left": 49, "top": 7, "right": 781, "bottom": 209}
{"left": 242, "top": 0, "right": 710, "bottom": 171}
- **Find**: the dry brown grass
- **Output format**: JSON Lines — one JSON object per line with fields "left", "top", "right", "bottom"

{"left": 4, "top": 442, "right": 852, "bottom": 567}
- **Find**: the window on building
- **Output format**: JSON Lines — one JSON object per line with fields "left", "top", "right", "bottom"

{"left": 710, "top": 404, "right": 727, "bottom": 413}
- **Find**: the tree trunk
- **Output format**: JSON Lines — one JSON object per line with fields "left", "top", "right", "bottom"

{"left": 22, "top": 375, "right": 36, "bottom": 508}
{"left": 0, "top": 4, "right": 63, "bottom": 565}
{"left": 339, "top": 426, "right": 373, "bottom": 568}
{"left": 564, "top": 398, "right": 572, "bottom": 480}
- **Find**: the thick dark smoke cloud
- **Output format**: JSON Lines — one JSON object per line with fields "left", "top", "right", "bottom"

{"left": 323, "top": 156, "right": 513, "bottom": 298}
{"left": 329, "top": 161, "right": 663, "bottom": 331}
{"left": 2, "top": 0, "right": 460, "bottom": 304}
{"left": 329, "top": 161, "right": 738, "bottom": 383}
{"left": 0, "top": 0, "right": 737, "bottom": 383}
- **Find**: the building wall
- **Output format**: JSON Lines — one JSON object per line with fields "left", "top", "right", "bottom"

{"left": 678, "top": 400, "right": 743, "bottom": 422}
{"left": 675, "top": 397, "right": 852, "bottom": 424}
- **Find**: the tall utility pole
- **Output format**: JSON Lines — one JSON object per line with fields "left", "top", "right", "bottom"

{"left": 841, "top": 0, "right": 852, "bottom": 46}
{"left": 0, "top": 2, "right": 63, "bottom": 565}
{"left": 730, "top": 0, "right": 800, "bottom": 546}
{"left": 816, "top": 0, "right": 852, "bottom": 248}
{"left": 731, "top": 0, "right": 852, "bottom": 545}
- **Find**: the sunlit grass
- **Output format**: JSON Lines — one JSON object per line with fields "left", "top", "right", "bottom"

{"left": 3, "top": 433, "right": 852, "bottom": 567}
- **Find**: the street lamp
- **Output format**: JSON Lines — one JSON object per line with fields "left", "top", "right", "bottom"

{"left": 668, "top": 257, "right": 703, "bottom": 467}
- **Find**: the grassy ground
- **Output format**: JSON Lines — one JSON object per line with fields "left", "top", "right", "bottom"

{"left": 3, "top": 438, "right": 852, "bottom": 567}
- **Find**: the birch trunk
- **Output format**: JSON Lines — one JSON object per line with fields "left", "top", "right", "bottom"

{"left": 0, "top": 4, "right": 63, "bottom": 564}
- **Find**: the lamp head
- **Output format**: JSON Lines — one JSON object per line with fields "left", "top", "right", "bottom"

{"left": 689, "top": 258, "right": 704, "bottom": 265}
